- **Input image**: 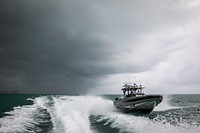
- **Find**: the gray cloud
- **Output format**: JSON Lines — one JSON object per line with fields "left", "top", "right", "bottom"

{"left": 0, "top": 0, "right": 200, "bottom": 94}
{"left": 0, "top": 0, "right": 125, "bottom": 93}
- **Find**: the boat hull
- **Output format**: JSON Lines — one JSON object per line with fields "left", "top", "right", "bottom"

{"left": 113, "top": 95, "right": 163, "bottom": 114}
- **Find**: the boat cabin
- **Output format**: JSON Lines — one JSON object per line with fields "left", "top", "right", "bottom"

{"left": 121, "top": 83, "right": 145, "bottom": 98}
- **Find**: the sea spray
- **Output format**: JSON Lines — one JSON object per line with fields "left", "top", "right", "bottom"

{"left": 0, "top": 96, "right": 49, "bottom": 133}
{"left": 0, "top": 94, "right": 199, "bottom": 133}
{"left": 97, "top": 112, "right": 200, "bottom": 133}
{"left": 51, "top": 95, "right": 114, "bottom": 133}
{"left": 153, "top": 95, "right": 181, "bottom": 111}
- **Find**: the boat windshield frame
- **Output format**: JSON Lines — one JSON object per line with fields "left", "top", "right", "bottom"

{"left": 121, "top": 83, "right": 145, "bottom": 97}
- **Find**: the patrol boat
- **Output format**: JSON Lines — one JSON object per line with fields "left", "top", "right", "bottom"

{"left": 113, "top": 83, "right": 163, "bottom": 114}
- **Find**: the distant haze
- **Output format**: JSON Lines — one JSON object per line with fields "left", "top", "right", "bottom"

{"left": 0, "top": 0, "right": 200, "bottom": 94}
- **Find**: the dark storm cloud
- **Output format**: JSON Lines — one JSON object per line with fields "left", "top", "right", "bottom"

{"left": 0, "top": 0, "right": 148, "bottom": 94}
{"left": 1, "top": 0, "right": 199, "bottom": 94}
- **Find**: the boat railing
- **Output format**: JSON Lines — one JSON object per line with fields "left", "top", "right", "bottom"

{"left": 122, "top": 83, "right": 145, "bottom": 97}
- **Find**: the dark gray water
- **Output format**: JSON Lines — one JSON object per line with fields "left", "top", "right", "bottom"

{"left": 0, "top": 94, "right": 200, "bottom": 133}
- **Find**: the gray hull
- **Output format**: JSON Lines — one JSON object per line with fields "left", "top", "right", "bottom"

{"left": 113, "top": 95, "right": 163, "bottom": 113}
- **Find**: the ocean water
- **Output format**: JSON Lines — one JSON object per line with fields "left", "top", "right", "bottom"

{"left": 0, "top": 94, "right": 200, "bottom": 133}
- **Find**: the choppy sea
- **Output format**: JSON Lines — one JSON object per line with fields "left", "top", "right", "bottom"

{"left": 0, "top": 94, "right": 200, "bottom": 133}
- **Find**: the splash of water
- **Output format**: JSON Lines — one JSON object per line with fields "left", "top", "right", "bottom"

{"left": 97, "top": 112, "right": 200, "bottom": 133}
{"left": 0, "top": 96, "right": 49, "bottom": 133}
{"left": 50, "top": 95, "right": 114, "bottom": 133}
{"left": 1, "top": 95, "right": 199, "bottom": 133}
{"left": 153, "top": 95, "right": 181, "bottom": 111}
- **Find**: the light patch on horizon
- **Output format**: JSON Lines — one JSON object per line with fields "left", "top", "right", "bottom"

{"left": 90, "top": 13, "right": 200, "bottom": 94}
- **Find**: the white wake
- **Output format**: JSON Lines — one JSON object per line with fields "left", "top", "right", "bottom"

{"left": 97, "top": 112, "right": 200, "bottom": 133}
{"left": 1, "top": 95, "right": 199, "bottom": 133}
{"left": 0, "top": 96, "right": 49, "bottom": 133}
{"left": 50, "top": 95, "right": 114, "bottom": 133}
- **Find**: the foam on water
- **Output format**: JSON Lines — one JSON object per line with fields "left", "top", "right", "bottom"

{"left": 1, "top": 95, "right": 199, "bottom": 133}
{"left": 153, "top": 95, "right": 181, "bottom": 111}
{"left": 97, "top": 112, "right": 200, "bottom": 133}
{"left": 0, "top": 95, "right": 114, "bottom": 133}
{"left": 50, "top": 95, "right": 114, "bottom": 133}
{"left": 0, "top": 96, "right": 49, "bottom": 133}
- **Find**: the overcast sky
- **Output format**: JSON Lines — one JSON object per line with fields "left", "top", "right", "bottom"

{"left": 0, "top": 0, "right": 200, "bottom": 94}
